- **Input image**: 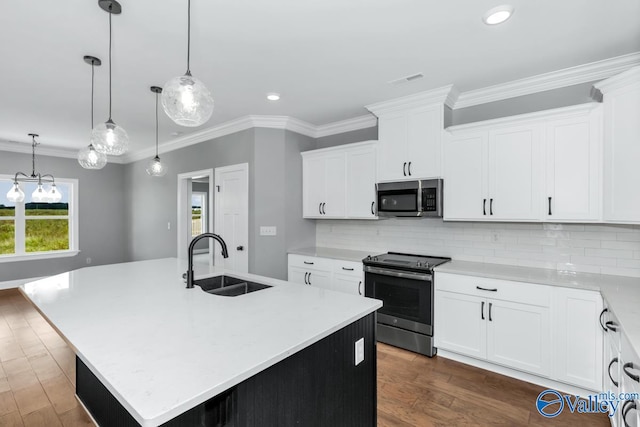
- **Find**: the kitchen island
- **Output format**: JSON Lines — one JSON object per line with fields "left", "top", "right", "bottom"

{"left": 20, "top": 259, "right": 381, "bottom": 427}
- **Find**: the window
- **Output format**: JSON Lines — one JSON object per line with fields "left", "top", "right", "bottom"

{"left": 0, "top": 176, "right": 78, "bottom": 262}
{"left": 191, "top": 192, "right": 207, "bottom": 237}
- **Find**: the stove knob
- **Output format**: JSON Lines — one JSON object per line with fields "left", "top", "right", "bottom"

{"left": 417, "top": 261, "right": 423, "bottom": 267}
{"left": 366, "top": 255, "right": 371, "bottom": 260}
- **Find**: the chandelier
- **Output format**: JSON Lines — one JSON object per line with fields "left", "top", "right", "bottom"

{"left": 6, "top": 134, "right": 62, "bottom": 203}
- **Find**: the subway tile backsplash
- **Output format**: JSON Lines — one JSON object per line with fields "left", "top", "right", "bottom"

{"left": 315, "top": 219, "right": 640, "bottom": 278}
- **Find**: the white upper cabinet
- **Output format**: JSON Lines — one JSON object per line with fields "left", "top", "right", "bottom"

{"left": 444, "top": 103, "right": 602, "bottom": 222}
{"left": 366, "top": 86, "right": 455, "bottom": 182}
{"left": 594, "top": 66, "right": 640, "bottom": 224}
{"left": 302, "top": 141, "right": 377, "bottom": 220}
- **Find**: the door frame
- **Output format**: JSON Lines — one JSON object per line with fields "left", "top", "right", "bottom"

{"left": 214, "top": 163, "right": 249, "bottom": 272}
{"left": 177, "top": 169, "right": 214, "bottom": 261}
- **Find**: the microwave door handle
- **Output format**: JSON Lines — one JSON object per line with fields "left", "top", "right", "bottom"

{"left": 417, "top": 180, "right": 423, "bottom": 213}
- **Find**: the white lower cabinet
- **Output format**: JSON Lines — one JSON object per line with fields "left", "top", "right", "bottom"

{"left": 287, "top": 254, "right": 364, "bottom": 296}
{"left": 435, "top": 272, "right": 605, "bottom": 391}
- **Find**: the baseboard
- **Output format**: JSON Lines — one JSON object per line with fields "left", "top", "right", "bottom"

{"left": 437, "top": 349, "right": 596, "bottom": 398}
{"left": 0, "top": 276, "right": 45, "bottom": 290}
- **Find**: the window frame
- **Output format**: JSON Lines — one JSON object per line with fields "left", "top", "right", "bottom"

{"left": 191, "top": 191, "right": 207, "bottom": 237}
{"left": 0, "top": 175, "right": 79, "bottom": 262}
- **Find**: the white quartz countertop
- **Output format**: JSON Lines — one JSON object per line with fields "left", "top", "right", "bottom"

{"left": 435, "top": 260, "right": 640, "bottom": 360}
{"left": 288, "top": 247, "right": 371, "bottom": 263}
{"left": 20, "top": 259, "right": 381, "bottom": 427}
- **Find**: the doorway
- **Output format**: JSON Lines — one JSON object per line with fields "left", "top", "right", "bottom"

{"left": 177, "top": 169, "right": 214, "bottom": 263}
{"left": 214, "top": 163, "right": 249, "bottom": 273}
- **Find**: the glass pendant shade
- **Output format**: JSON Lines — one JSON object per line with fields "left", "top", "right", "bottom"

{"left": 6, "top": 183, "right": 25, "bottom": 203}
{"left": 92, "top": 119, "right": 129, "bottom": 155}
{"left": 32, "top": 184, "right": 48, "bottom": 203}
{"left": 78, "top": 144, "right": 107, "bottom": 169}
{"left": 146, "top": 156, "right": 167, "bottom": 177}
{"left": 161, "top": 74, "right": 214, "bottom": 127}
{"left": 47, "top": 184, "right": 62, "bottom": 203}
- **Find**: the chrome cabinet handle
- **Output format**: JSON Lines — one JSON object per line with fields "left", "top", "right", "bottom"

{"left": 623, "top": 362, "right": 640, "bottom": 382}
{"left": 476, "top": 286, "right": 498, "bottom": 292}
{"left": 481, "top": 301, "right": 485, "bottom": 320}
{"left": 403, "top": 162, "right": 407, "bottom": 176}
{"left": 408, "top": 161, "right": 412, "bottom": 176}
{"left": 358, "top": 281, "right": 362, "bottom": 296}
{"left": 371, "top": 201, "right": 375, "bottom": 215}
{"left": 483, "top": 199, "right": 486, "bottom": 215}
{"left": 608, "top": 357, "right": 620, "bottom": 387}
{"left": 599, "top": 308, "right": 608, "bottom": 331}
{"left": 488, "top": 302, "right": 493, "bottom": 321}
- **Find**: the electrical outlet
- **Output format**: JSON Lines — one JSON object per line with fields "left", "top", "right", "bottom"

{"left": 86, "top": 257, "right": 92, "bottom": 265}
{"left": 355, "top": 338, "right": 364, "bottom": 365}
{"left": 260, "top": 226, "right": 277, "bottom": 236}
{"left": 167, "top": 222, "right": 171, "bottom": 230}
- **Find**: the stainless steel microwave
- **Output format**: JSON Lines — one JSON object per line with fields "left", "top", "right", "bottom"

{"left": 376, "top": 179, "right": 443, "bottom": 218}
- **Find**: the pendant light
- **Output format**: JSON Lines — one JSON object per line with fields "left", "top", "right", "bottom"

{"left": 91, "top": 0, "right": 129, "bottom": 155}
{"left": 146, "top": 86, "right": 167, "bottom": 177}
{"left": 162, "top": 0, "right": 214, "bottom": 127}
{"left": 6, "top": 134, "right": 62, "bottom": 204}
{"left": 78, "top": 56, "right": 108, "bottom": 169}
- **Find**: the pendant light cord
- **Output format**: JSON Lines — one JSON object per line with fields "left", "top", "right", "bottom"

{"left": 31, "top": 135, "right": 36, "bottom": 177}
{"left": 91, "top": 61, "right": 95, "bottom": 129}
{"left": 108, "top": 5, "right": 113, "bottom": 120}
{"left": 155, "top": 93, "right": 159, "bottom": 157}
{"left": 186, "top": 0, "right": 191, "bottom": 75}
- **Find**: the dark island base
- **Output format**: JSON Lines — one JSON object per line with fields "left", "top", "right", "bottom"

{"left": 77, "top": 313, "right": 377, "bottom": 427}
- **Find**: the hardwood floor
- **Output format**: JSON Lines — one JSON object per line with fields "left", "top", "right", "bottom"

{"left": 1, "top": 288, "right": 610, "bottom": 426}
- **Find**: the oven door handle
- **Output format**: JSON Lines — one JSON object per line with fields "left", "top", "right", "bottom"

{"left": 364, "top": 266, "right": 432, "bottom": 281}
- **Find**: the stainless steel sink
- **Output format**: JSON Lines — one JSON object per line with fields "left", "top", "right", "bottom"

{"left": 193, "top": 275, "right": 272, "bottom": 297}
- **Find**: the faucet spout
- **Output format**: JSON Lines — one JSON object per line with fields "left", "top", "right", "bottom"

{"left": 186, "top": 233, "right": 229, "bottom": 289}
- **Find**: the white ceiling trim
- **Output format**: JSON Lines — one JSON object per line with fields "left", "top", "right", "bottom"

{"left": 593, "top": 64, "right": 640, "bottom": 94}
{"left": 366, "top": 85, "right": 457, "bottom": 115}
{"left": 454, "top": 52, "right": 640, "bottom": 109}
{"left": 0, "top": 140, "right": 126, "bottom": 164}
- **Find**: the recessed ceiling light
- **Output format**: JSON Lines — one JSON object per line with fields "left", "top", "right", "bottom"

{"left": 266, "top": 93, "right": 281, "bottom": 101}
{"left": 483, "top": 5, "right": 514, "bottom": 25}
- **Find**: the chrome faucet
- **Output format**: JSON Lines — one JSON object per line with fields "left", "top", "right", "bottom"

{"left": 186, "top": 233, "right": 229, "bottom": 289}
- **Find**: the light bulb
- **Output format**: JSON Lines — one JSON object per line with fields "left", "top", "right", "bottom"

{"left": 47, "top": 184, "right": 62, "bottom": 203}
{"left": 146, "top": 156, "right": 167, "bottom": 177}
{"left": 162, "top": 74, "right": 214, "bottom": 127}
{"left": 78, "top": 144, "right": 107, "bottom": 169}
{"left": 92, "top": 119, "right": 129, "bottom": 155}
{"left": 6, "top": 182, "right": 25, "bottom": 203}
{"left": 483, "top": 5, "right": 514, "bottom": 25}
{"left": 32, "top": 184, "right": 48, "bottom": 203}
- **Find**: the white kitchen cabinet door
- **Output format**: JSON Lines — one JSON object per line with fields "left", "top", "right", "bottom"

{"left": 333, "top": 274, "right": 364, "bottom": 297}
{"left": 288, "top": 266, "right": 310, "bottom": 286}
{"left": 434, "top": 291, "right": 487, "bottom": 360}
{"left": 545, "top": 110, "right": 602, "bottom": 222}
{"left": 406, "top": 105, "right": 442, "bottom": 179}
{"left": 488, "top": 124, "right": 542, "bottom": 220}
{"left": 443, "top": 132, "right": 487, "bottom": 220}
{"left": 322, "top": 154, "right": 346, "bottom": 218}
{"left": 377, "top": 113, "right": 409, "bottom": 182}
{"left": 346, "top": 146, "right": 377, "bottom": 219}
{"left": 552, "top": 288, "right": 603, "bottom": 391}
{"left": 303, "top": 156, "right": 326, "bottom": 218}
{"left": 601, "top": 80, "right": 640, "bottom": 223}
{"left": 306, "top": 269, "right": 332, "bottom": 290}
{"left": 486, "top": 299, "right": 551, "bottom": 377}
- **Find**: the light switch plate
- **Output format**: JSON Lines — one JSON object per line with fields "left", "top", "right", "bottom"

{"left": 260, "top": 226, "right": 277, "bottom": 236}
{"left": 355, "top": 338, "right": 364, "bottom": 365}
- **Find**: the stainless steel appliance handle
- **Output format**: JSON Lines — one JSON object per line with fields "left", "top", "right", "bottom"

{"left": 364, "top": 266, "right": 432, "bottom": 281}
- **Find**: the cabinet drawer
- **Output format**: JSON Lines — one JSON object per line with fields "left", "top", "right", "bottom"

{"left": 288, "top": 254, "right": 332, "bottom": 272}
{"left": 435, "top": 272, "right": 551, "bottom": 307}
{"left": 332, "top": 260, "right": 363, "bottom": 277}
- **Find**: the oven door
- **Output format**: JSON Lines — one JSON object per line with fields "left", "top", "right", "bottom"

{"left": 364, "top": 266, "right": 433, "bottom": 335}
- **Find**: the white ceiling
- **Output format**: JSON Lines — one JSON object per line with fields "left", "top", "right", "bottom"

{"left": 1, "top": 0, "right": 639, "bottom": 154}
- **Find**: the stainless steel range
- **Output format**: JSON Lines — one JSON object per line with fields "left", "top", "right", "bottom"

{"left": 363, "top": 252, "right": 451, "bottom": 357}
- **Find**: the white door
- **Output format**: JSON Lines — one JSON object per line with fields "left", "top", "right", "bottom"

{"left": 434, "top": 291, "right": 487, "bottom": 359}
{"left": 303, "top": 155, "right": 326, "bottom": 218}
{"left": 443, "top": 132, "right": 487, "bottom": 220}
{"left": 377, "top": 113, "right": 408, "bottom": 182}
{"left": 346, "top": 146, "right": 377, "bottom": 218}
{"left": 545, "top": 112, "right": 601, "bottom": 221}
{"left": 322, "top": 154, "right": 346, "bottom": 217}
{"left": 486, "top": 299, "right": 550, "bottom": 377}
{"left": 488, "top": 125, "right": 541, "bottom": 220}
{"left": 407, "top": 105, "right": 441, "bottom": 179}
{"left": 333, "top": 274, "right": 364, "bottom": 296}
{"left": 215, "top": 163, "right": 249, "bottom": 273}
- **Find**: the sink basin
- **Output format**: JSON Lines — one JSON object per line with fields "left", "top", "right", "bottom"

{"left": 193, "top": 275, "right": 272, "bottom": 297}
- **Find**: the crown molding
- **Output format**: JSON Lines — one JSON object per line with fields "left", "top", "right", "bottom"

{"left": 315, "top": 114, "right": 377, "bottom": 138}
{"left": 455, "top": 52, "right": 640, "bottom": 109}
{"left": 366, "top": 84, "right": 457, "bottom": 115}
{"left": 446, "top": 102, "right": 601, "bottom": 134}
{"left": 0, "top": 140, "right": 126, "bottom": 164}
{"left": 592, "top": 64, "right": 640, "bottom": 94}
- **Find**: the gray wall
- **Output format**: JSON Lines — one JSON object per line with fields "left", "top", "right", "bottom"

{"left": 0, "top": 152, "right": 128, "bottom": 282}
{"left": 315, "top": 127, "right": 378, "bottom": 150}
